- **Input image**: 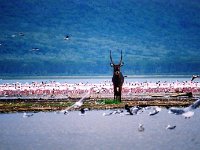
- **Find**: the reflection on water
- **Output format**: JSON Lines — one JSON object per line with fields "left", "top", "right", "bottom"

{"left": 1, "top": 108, "right": 200, "bottom": 150}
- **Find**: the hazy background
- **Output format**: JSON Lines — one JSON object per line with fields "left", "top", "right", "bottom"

{"left": 0, "top": 0, "right": 199, "bottom": 76}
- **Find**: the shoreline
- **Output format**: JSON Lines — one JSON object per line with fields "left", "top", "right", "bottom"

{"left": 1, "top": 78, "right": 199, "bottom": 113}
{"left": 0, "top": 74, "right": 192, "bottom": 79}
{"left": 0, "top": 96, "right": 198, "bottom": 113}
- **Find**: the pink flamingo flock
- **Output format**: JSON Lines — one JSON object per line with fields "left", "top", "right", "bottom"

{"left": 0, "top": 80, "right": 200, "bottom": 99}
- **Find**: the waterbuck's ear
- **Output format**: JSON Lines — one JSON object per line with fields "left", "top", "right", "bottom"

{"left": 110, "top": 63, "right": 114, "bottom": 67}
{"left": 120, "top": 62, "right": 124, "bottom": 67}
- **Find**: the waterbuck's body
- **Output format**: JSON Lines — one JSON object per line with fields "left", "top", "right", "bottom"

{"left": 110, "top": 50, "right": 124, "bottom": 102}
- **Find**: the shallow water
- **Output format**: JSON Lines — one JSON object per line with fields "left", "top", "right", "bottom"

{"left": 1, "top": 108, "right": 200, "bottom": 150}
{"left": 0, "top": 75, "right": 192, "bottom": 84}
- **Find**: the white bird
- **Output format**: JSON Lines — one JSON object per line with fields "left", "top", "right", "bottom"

{"left": 19, "top": 32, "right": 25, "bottom": 36}
{"left": 73, "top": 90, "right": 91, "bottom": 108}
{"left": 166, "top": 125, "right": 176, "bottom": 130}
{"left": 130, "top": 106, "right": 142, "bottom": 115}
{"left": 168, "top": 107, "right": 185, "bottom": 115}
{"left": 168, "top": 98, "right": 200, "bottom": 118}
{"left": 113, "top": 109, "right": 124, "bottom": 114}
{"left": 138, "top": 123, "right": 145, "bottom": 132}
{"left": 31, "top": 48, "right": 39, "bottom": 51}
{"left": 23, "top": 112, "right": 34, "bottom": 118}
{"left": 64, "top": 35, "right": 70, "bottom": 40}
{"left": 149, "top": 106, "right": 161, "bottom": 116}
{"left": 60, "top": 89, "right": 91, "bottom": 114}
{"left": 182, "top": 111, "right": 194, "bottom": 118}
{"left": 11, "top": 34, "right": 16, "bottom": 37}
{"left": 102, "top": 109, "right": 123, "bottom": 116}
{"left": 187, "top": 98, "right": 200, "bottom": 110}
{"left": 102, "top": 110, "right": 114, "bottom": 116}
{"left": 191, "top": 75, "right": 199, "bottom": 81}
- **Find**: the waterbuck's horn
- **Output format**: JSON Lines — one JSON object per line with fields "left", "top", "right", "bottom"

{"left": 119, "top": 50, "right": 124, "bottom": 66}
{"left": 110, "top": 50, "right": 114, "bottom": 66}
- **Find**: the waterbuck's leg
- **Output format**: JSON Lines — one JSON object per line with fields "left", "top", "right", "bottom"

{"left": 114, "top": 87, "right": 120, "bottom": 102}
{"left": 119, "top": 87, "right": 122, "bottom": 102}
{"left": 116, "top": 86, "right": 119, "bottom": 101}
{"left": 115, "top": 88, "right": 119, "bottom": 101}
{"left": 117, "top": 92, "right": 121, "bottom": 102}
{"left": 114, "top": 86, "right": 116, "bottom": 100}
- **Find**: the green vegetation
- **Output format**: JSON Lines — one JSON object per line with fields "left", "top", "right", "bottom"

{"left": 96, "top": 99, "right": 121, "bottom": 105}
{"left": 0, "top": 98, "right": 195, "bottom": 113}
{"left": 1, "top": 101, "right": 73, "bottom": 108}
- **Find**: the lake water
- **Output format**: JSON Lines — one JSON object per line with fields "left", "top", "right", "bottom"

{"left": 0, "top": 75, "right": 192, "bottom": 84}
{"left": 1, "top": 108, "right": 200, "bottom": 150}
{"left": 1, "top": 75, "right": 199, "bottom": 150}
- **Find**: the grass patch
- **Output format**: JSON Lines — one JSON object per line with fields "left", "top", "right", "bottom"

{"left": 96, "top": 99, "right": 121, "bottom": 105}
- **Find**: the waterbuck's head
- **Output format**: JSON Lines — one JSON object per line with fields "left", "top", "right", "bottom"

{"left": 110, "top": 50, "right": 124, "bottom": 76}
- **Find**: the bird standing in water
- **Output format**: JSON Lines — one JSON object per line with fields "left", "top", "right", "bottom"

{"left": 138, "top": 123, "right": 145, "bottom": 132}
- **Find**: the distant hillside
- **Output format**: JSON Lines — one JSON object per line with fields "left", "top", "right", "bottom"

{"left": 0, "top": 0, "right": 199, "bottom": 76}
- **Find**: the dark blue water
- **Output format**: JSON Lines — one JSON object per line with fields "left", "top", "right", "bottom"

{"left": 1, "top": 108, "right": 200, "bottom": 150}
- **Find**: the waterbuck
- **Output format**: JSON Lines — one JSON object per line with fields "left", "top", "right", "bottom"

{"left": 110, "top": 50, "right": 124, "bottom": 102}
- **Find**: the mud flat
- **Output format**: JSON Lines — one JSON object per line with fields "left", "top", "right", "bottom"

{"left": 0, "top": 94, "right": 199, "bottom": 113}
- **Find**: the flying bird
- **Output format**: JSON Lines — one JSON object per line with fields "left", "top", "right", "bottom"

{"left": 11, "top": 34, "right": 16, "bottom": 38}
{"left": 64, "top": 35, "right": 70, "bottom": 40}
{"left": 19, "top": 32, "right": 25, "bottom": 36}
{"left": 73, "top": 90, "right": 90, "bottom": 108}
{"left": 60, "top": 89, "right": 91, "bottom": 114}
{"left": 168, "top": 98, "right": 200, "bottom": 118}
{"left": 191, "top": 75, "right": 199, "bottom": 81}
{"left": 30, "top": 48, "right": 40, "bottom": 52}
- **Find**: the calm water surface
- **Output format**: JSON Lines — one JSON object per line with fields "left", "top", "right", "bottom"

{"left": 1, "top": 108, "right": 200, "bottom": 150}
{"left": 1, "top": 75, "right": 199, "bottom": 150}
{"left": 0, "top": 75, "right": 192, "bottom": 84}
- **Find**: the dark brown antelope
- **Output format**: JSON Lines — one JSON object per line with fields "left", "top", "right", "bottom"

{"left": 110, "top": 50, "right": 124, "bottom": 102}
